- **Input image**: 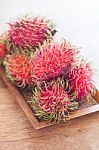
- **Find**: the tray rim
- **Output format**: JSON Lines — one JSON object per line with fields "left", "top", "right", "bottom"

{"left": 0, "top": 67, "right": 99, "bottom": 129}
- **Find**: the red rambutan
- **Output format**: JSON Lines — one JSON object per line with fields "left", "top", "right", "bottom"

{"left": 66, "top": 60, "right": 94, "bottom": 101}
{"left": 0, "top": 33, "right": 8, "bottom": 62}
{"left": 0, "top": 43, "right": 7, "bottom": 59}
{"left": 7, "top": 16, "right": 56, "bottom": 51}
{"left": 31, "top": 78, "right": 79, "bottom": 122}
{"left": 31, "top": 40, "right": 79, "bottom": 82}
{"left": 3, "top": 54, "right": 33, "bottom": 87}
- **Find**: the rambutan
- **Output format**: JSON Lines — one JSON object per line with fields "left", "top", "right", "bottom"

{"left": 3, "top": 54, "right": 33, "bottom": 87}
{"left": 7, "top": 16, "right": 56, "bottom": 52}
{"left": 65, "top": 60, "right": 94, "bottom": 101}
{"left": 31, "top": 40, "right": 79, "bottom": 82}
{"left": 31, "top": 78, "right": 79, "bottom": 122}
{"left": 0, "top": 34, "right": 8, "bottom": 63}
{"left": 0, "top": 43, "right": 7, "bottom": 59}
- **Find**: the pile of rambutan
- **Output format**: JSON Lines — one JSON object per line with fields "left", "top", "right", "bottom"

{"left": 0, "top": 15, "right": 95, "bottom": 122}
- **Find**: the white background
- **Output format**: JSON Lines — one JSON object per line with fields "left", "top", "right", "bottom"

{"left": 0, "top": 0, "right": 99, "bottom": 88}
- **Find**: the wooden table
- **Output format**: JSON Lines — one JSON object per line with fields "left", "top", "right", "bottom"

{"left": 0, "top": 76, "right": 99, "bottom": 150}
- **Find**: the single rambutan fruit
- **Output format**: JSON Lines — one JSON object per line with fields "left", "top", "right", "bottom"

{"left": 0, "top": 34, "right": 8, "bottom": 63}
{"left": 31, "top": 78, "right": 79, "bottom": 122}
{"left": 7, "top": 16, "right": 56, "bottom": 52}
{"left": 65, "top": 60, "right": 95, "bottom": 101}
{"left": 3, "top": 54, "right": 33, "bottom": 87}
{"left": 31, "top": 40, "right": 79, "bottom": 82}
{"left": 0, "top": 43, "right": 7, "bottom": 59}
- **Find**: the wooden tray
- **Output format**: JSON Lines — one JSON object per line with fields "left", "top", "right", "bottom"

{"left": 0, "top": 68, "right": 99, "bottom": 129}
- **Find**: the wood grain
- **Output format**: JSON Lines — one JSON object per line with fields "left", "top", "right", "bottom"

{"left": 1, "top": 77, "right": 99, "bottom": 150}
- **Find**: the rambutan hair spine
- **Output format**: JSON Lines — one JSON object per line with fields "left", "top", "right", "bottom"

{"left": 7, "top": 15, "right": 57, "bottom": 53}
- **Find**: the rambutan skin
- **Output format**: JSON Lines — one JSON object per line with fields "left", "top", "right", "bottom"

{"left": 7, "top": 16, "right": 56, "bottom": 50}
{"left": 3, "top": 54, "right": 33, "bottom": 87}
{"left": 31, "top": 41, "right": 79, "bottom": 82}
{"left": 65, "top": 60, "right": 94, "bottom": 101}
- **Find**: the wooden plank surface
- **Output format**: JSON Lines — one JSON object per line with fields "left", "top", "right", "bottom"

{"left": 1, "top": 76, "right": 99, "bottom": 150}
